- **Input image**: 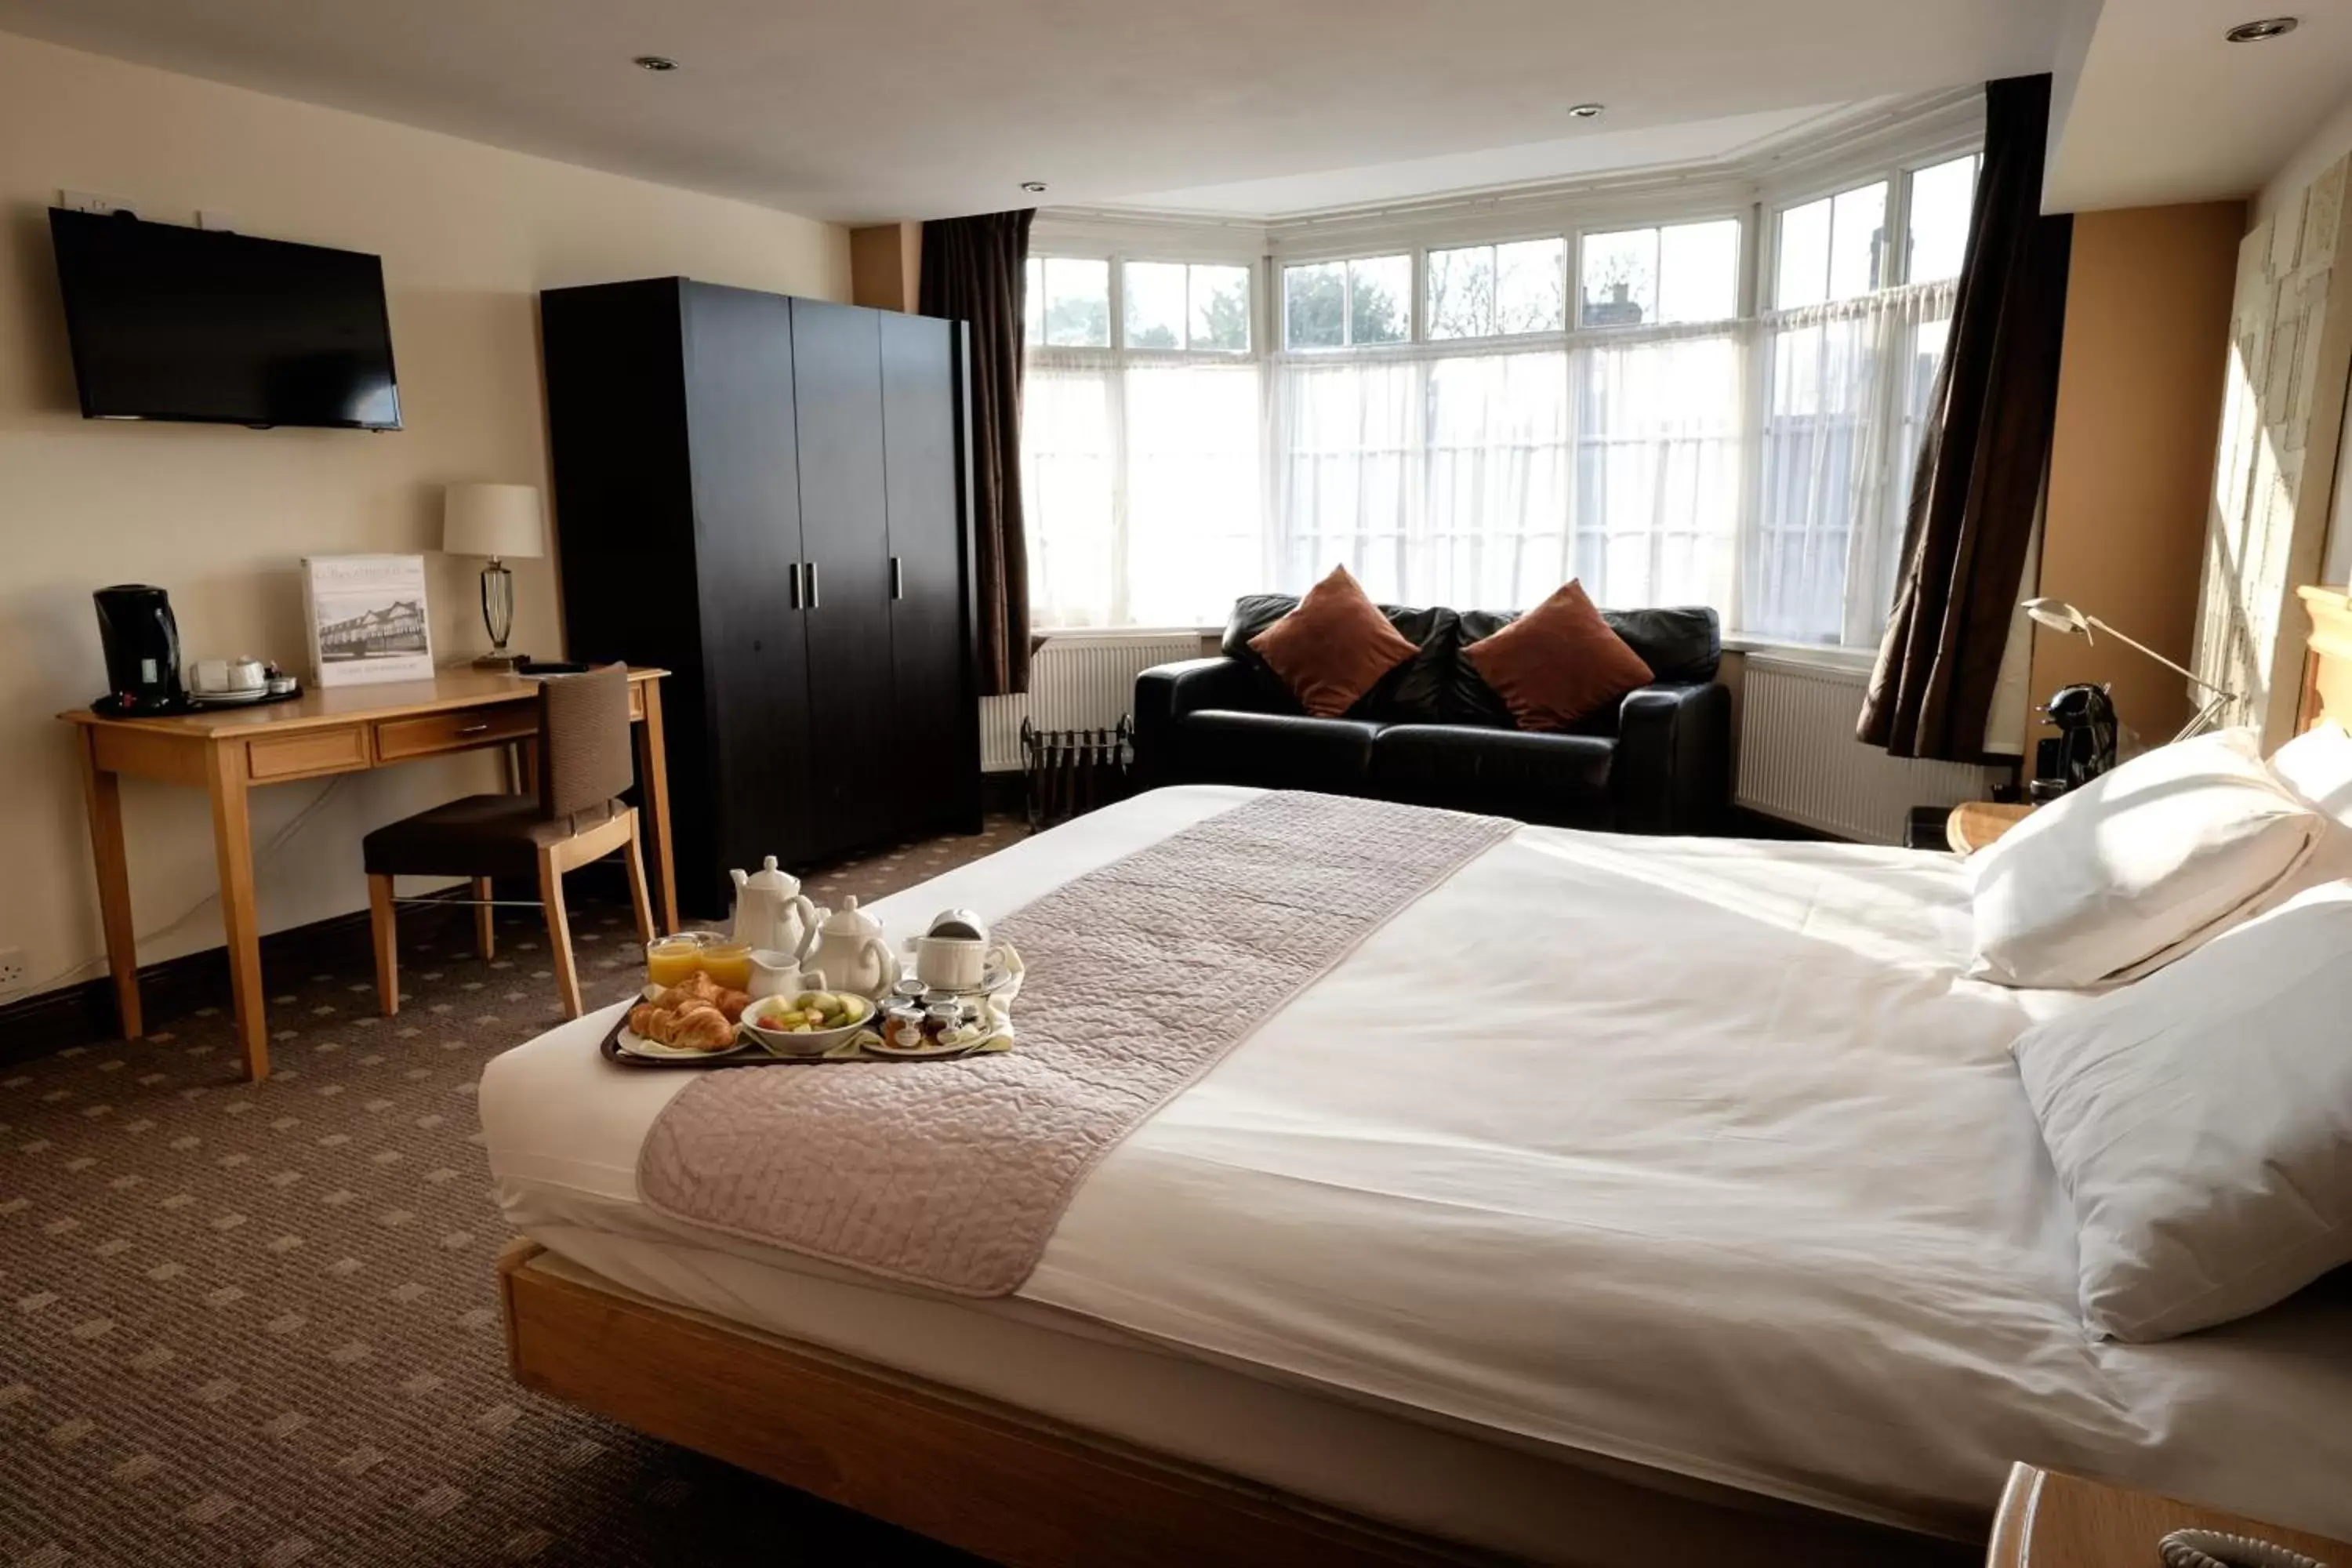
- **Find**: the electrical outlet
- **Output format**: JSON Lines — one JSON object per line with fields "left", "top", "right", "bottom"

{"left": 0, "top": 948, "right": 24, "bottom": 997}
{"left": 57, "top": 189, "right": 142, "bottom": 218}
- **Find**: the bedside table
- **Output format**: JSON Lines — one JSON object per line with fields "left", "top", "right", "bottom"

{"left": 1988, "top": 1464, "right": 2352, "bottom": 1567}
{"left": 1947, "top": 800, "right": 2034, "bottom": 854}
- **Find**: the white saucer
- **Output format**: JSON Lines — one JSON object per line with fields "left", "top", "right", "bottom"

{"left": 191, "top": 687, "right": 273, "bottom": 705}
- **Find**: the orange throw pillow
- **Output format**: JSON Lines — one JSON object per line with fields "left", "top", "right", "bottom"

{"left": 1465, "top": 581, "right": 1654, "bottom": 731}
{"left": 1248, "top": 565, "right": 1419, "bottom": 718}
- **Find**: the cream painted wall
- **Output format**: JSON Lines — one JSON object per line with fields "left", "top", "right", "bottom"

{"left": 2261, "top": 93, "right": 2352, "bottom": 586}
{"left": 0, "top": 30, "right": 849, "bottom": 1004}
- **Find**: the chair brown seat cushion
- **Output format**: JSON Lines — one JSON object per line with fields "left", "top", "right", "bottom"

{"left": 362, "top": 794, "right": 618, "bottom": 881}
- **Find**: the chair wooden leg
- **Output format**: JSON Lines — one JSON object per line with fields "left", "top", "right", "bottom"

{"left": 472, "top": 877, "right": 496, "bottom": 961}
{"left": 368, "top": 873, "right": 399, "bottom": 1018}
{"left": 537, "top": 845, "right": 583, "bottom": 1021}
{"left": 622, "top": 811, "right": 657, "bottom": 949}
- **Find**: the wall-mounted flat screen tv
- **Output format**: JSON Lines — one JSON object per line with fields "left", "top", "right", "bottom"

{"left": 49, "top": 208, "right": 401, "bottom": 430}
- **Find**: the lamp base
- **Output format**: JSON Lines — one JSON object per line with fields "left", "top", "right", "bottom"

{"left": 472, "top": 651, "right": 528, "bottom": 672}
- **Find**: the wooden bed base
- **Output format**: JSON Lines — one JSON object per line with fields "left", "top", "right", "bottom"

{"left": 497, "top": 1241, "right": 1970, "bottom": 1568}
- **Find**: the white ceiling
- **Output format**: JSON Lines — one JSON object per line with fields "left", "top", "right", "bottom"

{"left": 0, "top": 0, "right": 2067, "bottom": 224}
{"left": 2048, "top": 0, "right": 2352, "bottom": 211}
{"left": 1118, "top": 105, "right": 1851, "bottom": 219}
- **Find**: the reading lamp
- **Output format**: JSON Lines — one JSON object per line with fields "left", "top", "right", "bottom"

{"left": 2020, "top": 597, "right": 2238, "bottom": 742}
{"left": 442, "top": 483, "right": 545, "bottom": 671}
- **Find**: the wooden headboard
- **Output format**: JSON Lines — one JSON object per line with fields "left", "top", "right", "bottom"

{"left": 2299, "top": 585, "right": 2352, "bottom": 731}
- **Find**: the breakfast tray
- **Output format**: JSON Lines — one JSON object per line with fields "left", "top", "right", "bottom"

{"left": 598, "top": 963, "right": 1022, "bottom": 1072}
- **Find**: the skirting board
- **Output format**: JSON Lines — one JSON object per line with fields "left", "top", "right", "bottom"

{"left": 0, "top": 890, "right": 488, "bottom": 1070}
{"left": 495, "top": 1240, "right": 1972, "bottom": 1568}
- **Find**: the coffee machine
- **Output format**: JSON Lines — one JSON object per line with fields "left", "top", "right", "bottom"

{"left": 93, "top": 584, "right": 187, "bottom": 715}
{"left": 2030, "top": 681, "right": 2118, "bottom": 802}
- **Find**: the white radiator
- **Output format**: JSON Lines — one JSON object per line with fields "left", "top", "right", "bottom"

{"left": 980, "top": 631, "right": 1204, "bottom": 772}
{"left": 1736, "top": 652, "right": 2002, "bottom": 844}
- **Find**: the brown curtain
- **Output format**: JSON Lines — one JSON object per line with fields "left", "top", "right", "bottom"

{"left": 921, "top": 209, "right": 1035, "bottom": 697}
{"left": 1858, "top": 74, "right": 2074, "bottom": 760}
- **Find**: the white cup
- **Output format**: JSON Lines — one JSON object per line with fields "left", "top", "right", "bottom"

{"left": 909, "top": 935, "right": 996, "bottom": 992}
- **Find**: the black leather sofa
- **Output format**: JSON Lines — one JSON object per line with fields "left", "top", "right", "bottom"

{"left": 1134, "top": 594, "right": 1732, "bottom": 833}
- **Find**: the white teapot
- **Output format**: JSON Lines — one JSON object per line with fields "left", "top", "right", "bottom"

{"left": 729, "top": 856, "right": 822, "bottom": 959}
{"left": 800, "top": 895, "right": 901, "bottom": 1000}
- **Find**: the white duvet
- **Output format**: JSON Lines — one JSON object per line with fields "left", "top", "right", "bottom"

{"left": 482, "top": 786, "right": 2352, "bottom": 1542}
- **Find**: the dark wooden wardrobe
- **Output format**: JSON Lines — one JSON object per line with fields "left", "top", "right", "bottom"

{"left": 539, "top": 279, "right": 982, "bottom": 917}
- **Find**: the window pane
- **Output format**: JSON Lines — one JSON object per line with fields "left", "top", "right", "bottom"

{"left": 1348, "top": 255, "right": 1410, "bottom": 344}
{"left": 1494, "top": 238, "right": 1566, "bottom": 333}
{"left": 1827, "top": 182, "right": 1887, "bottom": 300}
{"left": 1043, "top": 258, "right": 1109, "bottom": 347}
{"left": 1580, "top": 228, "right": 1657, "bottom": 327}
{"left": 1123, "top": 261, "right": 1185, "bottom": 349}
{"left": 1427, "top": 245, "right": 1494, "bottom": 339}
{"left": 1023, "top": 259, "right": 1043, "bottom": 347}
{"left": 1285, "top": 261, "right": 1345, "bottom": 349}
{"left": 1657, "top": 220, "right": 1739, "bottom": 324}
{"left": 1189, "top": 263, "right": 1251, "bottom": 351}
{"left": 1775, "top": 198, "right": 1831, "bottom": 310}
{"left": 1907, "top": 154, "right": 1977, "bottom": 284}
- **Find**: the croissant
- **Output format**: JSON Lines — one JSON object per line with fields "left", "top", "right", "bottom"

{"left": 713, "top": 988, "right": 751, "bottom": 1023}
{"left": 655, "top": 971, "right": 723, "bottom": 1011}
{"left": 627, "top": 1004, "right": 674, "bottom": 1040}
{"left": 669, "top": 1004, "right": 737, "bottom": 1051}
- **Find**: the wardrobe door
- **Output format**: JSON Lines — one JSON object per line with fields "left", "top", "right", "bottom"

{"left": 682, "top": 283, "right": 815, "bottom": 884}
{"left": 880, "top": 312, "right": 982, "bottom": 836}
{"left": 789, "top": 299, "right": 898, "bottom": 859}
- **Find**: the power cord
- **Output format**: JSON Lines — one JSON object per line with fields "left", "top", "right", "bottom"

{"left": 30, "top": 775, "right": 354, "bottom": 997}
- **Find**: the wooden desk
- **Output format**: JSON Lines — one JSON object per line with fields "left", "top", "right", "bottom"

{"left": 61, "top": 667, "right": 676, "bottom": 1081}
{"left": 1987, "top": 1463, "right": 2351, "bottom": 1567}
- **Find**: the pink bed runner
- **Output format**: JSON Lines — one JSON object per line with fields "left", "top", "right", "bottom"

{"left": 636, "top": 790, "right": 1515, "bottom": 1296}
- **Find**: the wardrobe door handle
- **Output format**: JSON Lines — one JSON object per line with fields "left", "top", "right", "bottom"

{"left": 891, "top": 556, "right": 904, "bottom": 601}
{"left": 786, "top": 561, "right": 803, "bottom": 609}
{"left": 807, "top": 561, "right": 821, "bottom": 609}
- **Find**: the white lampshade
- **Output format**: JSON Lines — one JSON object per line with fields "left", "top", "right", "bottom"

{"left": 441, "top": 483, "right": 545, "bottom": 561}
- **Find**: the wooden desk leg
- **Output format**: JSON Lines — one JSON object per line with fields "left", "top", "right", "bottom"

{"left": 75, "top": 727, "right": 143, "bottom": 1040}
{"left": 634, "top": 681, "right": 679, "bottom": 935}
{"left": 204, "top": 742, "right": 269, "bottom": 1080}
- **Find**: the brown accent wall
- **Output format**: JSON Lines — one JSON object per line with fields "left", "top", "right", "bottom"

{"left": 850, "top": 222, "right": 922, "bottom": 312}
{"left": 2031, "top": 202, "right": 2244, "bottom": 746}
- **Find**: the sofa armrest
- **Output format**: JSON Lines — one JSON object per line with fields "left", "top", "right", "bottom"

{"left": 1134, "top": 658, "right": 1258, "bottom": 789}
{"left": 1610, "top": 681, "right": 1731, "bottom": 835}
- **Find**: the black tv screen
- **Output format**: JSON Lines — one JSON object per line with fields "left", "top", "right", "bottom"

{"left": 49, "top": 208, "right": 401, "bottom": 430}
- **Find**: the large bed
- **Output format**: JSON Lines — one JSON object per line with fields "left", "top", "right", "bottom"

{"left": 484, "top": 724, "right": 2352, "bottom": 1566}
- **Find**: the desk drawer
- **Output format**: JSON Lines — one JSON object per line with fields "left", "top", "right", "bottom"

{"left": 376, "top": 704, "right": 538, "bottom": 762}
{"left": 247, "top": 726, "right": 370, "bottom": 782}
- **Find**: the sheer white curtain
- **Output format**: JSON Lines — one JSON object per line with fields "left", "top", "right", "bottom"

{"left": 1022, "top": 353, "right": 1263, "bottom": 629}
{"left": 1746, "top": 280, "right": 1956, "bottom": 646}
{"left": 1270, "top": 329, "right": 1738, "bottom": 615}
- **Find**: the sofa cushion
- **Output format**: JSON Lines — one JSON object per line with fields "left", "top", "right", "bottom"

{"left": 1457, "top": 603, "right": 1720, "bottom": 688}
{"left": 1224, "top": 593, "right": 1458, "bottom": 720}
{"left": 1370, "top": 724, "right": 1614, "bottom": 826}
{"left": 1245, "top": 566, "right": 1420, "bottom": 719}
{"left": 1178, "top": 710, "right": 1381, "bottom": 795}
{"left": 1463, "top": 580, "right": 1656, "bottom": 731}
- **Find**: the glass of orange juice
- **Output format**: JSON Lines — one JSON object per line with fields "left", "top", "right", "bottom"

{"left": 646, "top": 936, "right": 708, "bottom": 989}
{"left": 697, "top": 942, "right": 754, "bottom": 991}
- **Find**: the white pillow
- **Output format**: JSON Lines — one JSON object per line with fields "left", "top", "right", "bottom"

{"left": 2013, "top": 881, "right": 2352, "bottom": 1341}
{"left": 1969, "top": 728, "right": 2319, "bottom": 988}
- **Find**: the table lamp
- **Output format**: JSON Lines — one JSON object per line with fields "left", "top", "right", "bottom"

{"left": 442, "top": 483, "right": 544, "bottom": 670}
{"left": 2020, "top": 597, "right": 2239, "bottom": 742}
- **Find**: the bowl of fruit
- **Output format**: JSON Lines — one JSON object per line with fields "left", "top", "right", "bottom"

{"left": 740, "top": 989, "right": 876, "bottom": 1058}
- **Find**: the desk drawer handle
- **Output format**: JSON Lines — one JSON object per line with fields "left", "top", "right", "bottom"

{"left": 457, "top": 722, "right": 492, "bottom": 736}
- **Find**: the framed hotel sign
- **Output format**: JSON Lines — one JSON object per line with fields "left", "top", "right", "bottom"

{"left": 303, "top": 554, "right": 435, "bottom": 687}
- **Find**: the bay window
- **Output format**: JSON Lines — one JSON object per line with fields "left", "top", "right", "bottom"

{"left": 1021, "top": 136, "right": 1980, "bottom": 648}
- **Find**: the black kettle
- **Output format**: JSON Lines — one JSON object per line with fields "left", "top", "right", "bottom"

{"left": 93, "top": 583, "right": 187, "bottom": 715}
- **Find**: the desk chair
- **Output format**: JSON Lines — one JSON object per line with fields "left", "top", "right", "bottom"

{"left": 362, "top": 663, "right": 655, "bottom": 1019}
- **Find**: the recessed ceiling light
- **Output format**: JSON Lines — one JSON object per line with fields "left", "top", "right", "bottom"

{"left": 1021, "top": 181, "right": 1048, "bottom": 194}
{"left": 633, "top": 54, "right": 680, "bottom": 71}
{"left": 1567, "top": 103, "right": 1606, "bottom": 120}
{"left": 2224, "top": 16, "right": 2298, "bottom": 41}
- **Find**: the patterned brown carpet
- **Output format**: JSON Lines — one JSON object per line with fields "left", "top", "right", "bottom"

{"left": 0, "top": 818, "right": 1026, "bottom": 1568}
